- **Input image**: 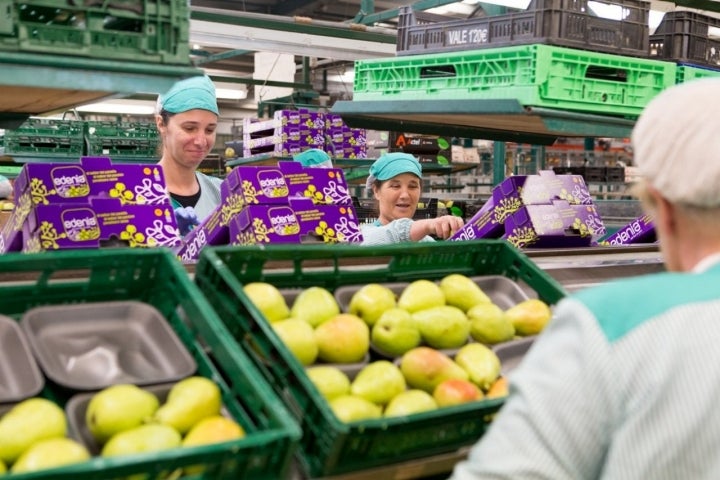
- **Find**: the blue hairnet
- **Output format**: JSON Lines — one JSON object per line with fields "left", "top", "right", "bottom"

{"left": 369, "top": 152, "right": 422, "bottom": 181}
{"left": 294, "top": 148, "right": 332, "bottom": 167}
{"left": 158, "top": 75, "right": 219, "bottom": 115}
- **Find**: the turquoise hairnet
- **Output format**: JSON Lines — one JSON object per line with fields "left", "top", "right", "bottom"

{"left": 294, "top": 148, "right": 332, "bottom": 167}
{"left": 157, "top": 75, "right": 219, "bottom": 115}
{"left": 369, "top": 152, "right": 422, "bottom": 181}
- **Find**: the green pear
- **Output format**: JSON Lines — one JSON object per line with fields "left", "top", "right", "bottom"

{"left": 439, "top": 274, "right": 492, "bottom": 312}
{"left": 371, "top": 308, "right": 422, "bottom": 357}
{"left": 433, "top": 379, "right": 484, "bottom": 408}
{"left": 454, "top": 343, "right": 501, "bottom": 391}
{"left": 384, "top": 390, "right": 438, "bottom": 417}
{"left": 291, "top": 286, "right": 340, "bottom": 327}
{"left": 0, "top": 458, "right": 5, "bottom": 474}
{"left": 243, "top": 282, "right": 290, "bottom": 322}
{"left": 153, "top": 376, "right": 222, "bottom": 435}
{"left": 467, "top": 303, "right": 515, "bottom": 344}
{"left": 306, "top": 366, "right": 351, "bottom": 400}
{"left": 412, "top": 305, "right": 470, "bottom": 349}
{"left": 182, "top": 415, "right": 245, "bottom": 447}
{"left": 314, "top": 313, "right": 369, "bottom": 363}
{"left": 11, "top": 438, "right": 90, "bottom": 473}
{"left": 400, "top": 347, "right": 468, "bottom": 393}
{"left": 397, "top": 280, "right": 445, "bottom": 313}
{"left": 101, "top": 424, "right": 181, "bottom": 457}
{"left": 0, "top": 397, "right": 66, "bottom": 465}
{"left": 329, "top": 395, "right": 382, "bottom": 423}
{"left": 350, "top": 360, "right": 406, "bottom": 406}
{"left": 348, "top": 283, "right": 397, "bottom": 326}
{"left": 505, "top": 299, "right": 552, "bottom": 336}
{"left": 86, "top": 384, "right": 160, "bottom": 444}
{"left": 272, "top": 318, "right": 318, "bottom": 366}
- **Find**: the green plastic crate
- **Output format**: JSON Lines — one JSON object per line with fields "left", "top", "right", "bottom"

{"left": 675, "top": 64, "right": 720, "bottom": 84}
{"left": 0, "top": 0, "right": 190, "bottom": 65}
{"left": 2, "top": 117, "right": 85, "bottom": 157}
{"left": 0, "top": 248, "right": 301, "bottom": 480}
{"left": 194, "top": 240, "right": 567, "bottom": 478}
{"left": 353, "top": 44, "right": 677, "bottom": 117}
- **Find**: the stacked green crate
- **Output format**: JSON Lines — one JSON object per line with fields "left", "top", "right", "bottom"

{"left": 85, "top": 121, "right": 160, "bottom": 161}
{"left": 2, "top": 117, "right": 84, "bottom": 158}
{"left": 0, "top": 0, "right": 190, "bottom": 65}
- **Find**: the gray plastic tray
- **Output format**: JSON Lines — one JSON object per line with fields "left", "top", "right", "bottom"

{"left": 492, "top": 336, "right": 536, "bottom": 376}
{"left": 0, "top": 314, "right": 44, "bottom": 404}
{"left": 21, "top": 301, "right": 197, "bottom": 391}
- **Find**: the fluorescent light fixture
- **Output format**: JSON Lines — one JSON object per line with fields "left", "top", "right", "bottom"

{"left": 75, "top": 99, "right": 156, "bottom": 115}
{"left": 214, "top": 82, "right": 248, "bottom": 100}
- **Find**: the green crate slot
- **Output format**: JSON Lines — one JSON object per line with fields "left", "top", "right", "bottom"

{"left": 0, "top": 248, "right": 301, "bottom": 480}
{"left": 353, "top": 44, "right": 676, "bottom": 117}
{"left": 194, "top": 240, "right": 566, "bottom": 478}
{"left": 85, "top": 121, "right": 159, "bottom": 140}
{"left": 0, "top": 0, "right": 190, "bottom": 65}
{"left": 675, "top": 64, "right": 720, "bottom": 83}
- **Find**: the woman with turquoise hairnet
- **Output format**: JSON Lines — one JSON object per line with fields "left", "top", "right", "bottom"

{"left": 155, "top": 75, "right": 223, "bottom": 235}
{"left": 361, "top": 152, "right": 464, "bottom": 245}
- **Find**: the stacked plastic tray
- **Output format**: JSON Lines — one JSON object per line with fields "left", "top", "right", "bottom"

{"left": 0, "top": 0, "right": 190, "bottom": 65}
{"left": 1, "top": 117, "right": 84, "bottom": 158}
{"left": 85, "top": 121, "right": 160, "bottom": 161}
{"left": 193, "top": 240, "right": 566, "bottom": 478}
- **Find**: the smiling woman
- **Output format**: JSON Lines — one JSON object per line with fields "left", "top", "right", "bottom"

{"left": 155, "top": 75, "right": 223, "bottom": 235}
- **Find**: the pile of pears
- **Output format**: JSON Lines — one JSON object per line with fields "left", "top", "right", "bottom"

{"left": 84, "top": 376, "right": 244, "bottom": 462}
{"left": 244, "top": 274, "right": 552, "bottom": 369}
{"left": 307, "top": 345, "right": 509, "bottom": 423}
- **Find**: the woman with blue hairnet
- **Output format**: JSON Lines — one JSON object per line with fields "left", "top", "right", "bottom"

{"left": 361, "top": 152, "right": 464, "bottom": 245}
{"left": 155, "top": 75, "right": 222, "bottom": 235}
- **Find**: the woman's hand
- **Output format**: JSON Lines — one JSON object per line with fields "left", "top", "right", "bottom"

{"left": 411, "top": 215, "right": 465, "bottom": 241}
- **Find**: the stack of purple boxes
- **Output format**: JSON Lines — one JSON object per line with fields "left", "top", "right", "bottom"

{"left": 175, "top": 161, "right": 364, "bottom": 263}
{"left": 450, "top": 170, "right": 606, "bottom": 248}
{"left": 0, "top": 157, "right": 180, "bottom": 254}
{"left": 324, "top": 114, "right": 368, "bottom": 159}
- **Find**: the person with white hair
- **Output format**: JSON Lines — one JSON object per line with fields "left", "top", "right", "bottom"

{"left": 449, "top": 77, "right": 720, "bottom": 479}
{"left": 360, "top": 152, "right": 464, "bottom": 245}
{"left": 155, "top": 75, "right": 222, "bottom": 235}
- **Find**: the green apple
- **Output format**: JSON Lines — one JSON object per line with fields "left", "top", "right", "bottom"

{"left": 371, "top": 308, "right": 422, "bottom": 357}
{"left": 243, "top": 282, "right": 290, "bottom": 322}
{"left": 439, "top": 274, "right": 492, "bottom": 312}
{"left": 400, "top": 347, "right": 468, "bottom": 393}
{"left": 306, "top": 365, "right": 351, "bottom": 401}
{"left": 350, "top": 360, "right": 406, "bottom": 406}
{"left": 314, "top": 313, "right": 370, "bottom": 363}
{"left": 412, "top": 305, "right": 470, "bottom": 349}
{"left": 272, "top": 318, "right": 318, "bottom": 365}
{"left": 102, "top": 424, "right": 181, "bottom": 457}
{"left": 329, "top": 395, "right": 382, "bottom": 423}
{"left": 384, "top": 389, "right": 438, "bottom": 417}
{"left": 454, "top": 343, "right": 501, "bottom": 391}
{"left": 397, "top": 279, "right": 445, "bottom": 313}
{"left": 86, "top": 384, "right": 160, "bottom": 444}
{"left": 0, "top": 398, "right": 67, "bottom": 465}
{"left": 348, "top": 283, "right": 397, "bottom": 326}
{"left": 433, "top": 378, "right": 484, "bottom": 408}
{"left": 505, "top": 299, "right": 552, "bottom": 336}
{"left": 291, "top": 286, "right": 340, "bottom": 327}
{"left": 11, "top": 438, "right": 90, "bottom": 473}
{"left": 467, "top": 302, "right": 515, "bottom": 344}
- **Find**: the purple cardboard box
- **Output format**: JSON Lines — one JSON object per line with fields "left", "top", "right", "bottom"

{"left": 450, "top": 171, "right": 594, "bottom": 241}
{"left": 229, "top": 204, "right": 302, "bottom": 245}
{"left": 13, "top": 156, "right": 169, "bottom": 206}
{"left": 279, "top": 161, "right": 352, "bottom": 205}
{"left": 503, "top": 201, "right": 606, "bottom": 248}
{"left": 289, "top": 197, "right": 364, "bottom": 244}
{"left": 174, "top": 192, "right": 246, "bottom": 263}
{"left": 22, "top": 198, "right": 180, "bottom": 253}
{"left": 600, "top": 214, "right": 656, "bottom": 246}
{"left": 0, "top": 191, "right": 32, "bottom": 253}
{"left": 222, "top": 165, "right": 289, "bottom": 204}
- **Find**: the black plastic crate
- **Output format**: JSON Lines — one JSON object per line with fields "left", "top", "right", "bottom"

{"left": 606, "top": 166, "right": 625, "bottom": 183}
{"left": 396, "top": 0, "right": 650, "bottom": 57}
{"left": 649, "top": 11, "right": 720, "bottom": 69}
{"left": 352, "top": 196, "right": 438, "bottom": 222}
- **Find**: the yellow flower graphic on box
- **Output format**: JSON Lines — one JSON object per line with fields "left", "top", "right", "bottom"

{"left": 120, "top": 225, "right": 147, "bottom": 247}
{"left": 252, "top": 218, "right": 273, "bottom": 243}
{"left": 303, "top": 185, "right": 326, "bottom": 204}
{"left": 39, "top": 221, "right": 68, "bottom": 249}
{"left": 242, "top": 180, "right": 260, "bottom": 204}
{"left": 506, "top": 226, "right": 538, "bottom": 248}
{"left": 29, "top": 178, "right": 56, "bottom": 205}
{"left": 109, "top": 183, "right": 136, "bottom": 204}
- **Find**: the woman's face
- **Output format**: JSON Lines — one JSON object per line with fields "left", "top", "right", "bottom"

{"left": 373, "top": 173, "right": 422, "bottom": 224}
{"left": 158, "top": 109, "right": 217, "bottom": 169}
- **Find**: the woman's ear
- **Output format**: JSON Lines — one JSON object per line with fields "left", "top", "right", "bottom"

{"left": 154, "top": 114, "right": 165, "bottom": 132}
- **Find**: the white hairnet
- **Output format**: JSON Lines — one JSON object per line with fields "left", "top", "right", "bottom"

{"left": 632, "top": 78, "right": 720, "bottom": 208}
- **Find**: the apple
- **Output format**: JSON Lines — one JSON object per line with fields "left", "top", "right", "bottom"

{"left": 243, "top": 282, "right": 290, "bottom": 322}
{"left": 314, "top": 313, "right": 370, "bottom": 363}
{"left": 348, "top": 283, "right": 397, "bottom": 326}
{"left": 371, "top": 308, "right": 422, "bottom": 357}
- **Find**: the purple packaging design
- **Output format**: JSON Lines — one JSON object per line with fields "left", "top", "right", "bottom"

{"left": 0, "top": 191, "right": 32, "bottom": 253}
{"left": 450, "top": 171, "right": 593, "bottom": 241}
{"left": 600, "top": 214, "right": 656, "bottom": 245}
{"left": 279, "top": 161, "right": 352, "bottom": 205}
{"left": 22, "top": 197, "right": 180, "bottom": 253}
{"left": 174, "top": 192, "right": 246, "bottom": 263}
{"left": 503, "top": 201, "right": 606, "bottom": 248}
{"left": 230, "top": 204, "right": 302, "bottom": 245}
{"left": 222, "top": 165, "right": 289, "bottom": 204}
{"left": 289, "top": 198, "right": 363, "bottom": 244}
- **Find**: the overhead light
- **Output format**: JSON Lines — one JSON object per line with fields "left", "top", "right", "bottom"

{"left": 75, "top": 99, "right": 156, "bottom": 115}
{"left": 214, "top": 82, "right": 248, "bottom": 100}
